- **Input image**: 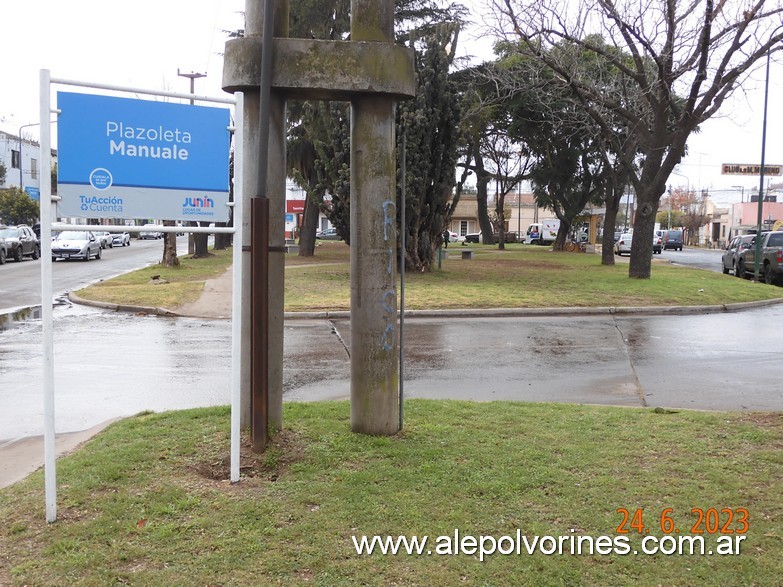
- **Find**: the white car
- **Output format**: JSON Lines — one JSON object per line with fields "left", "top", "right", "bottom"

{"left": 111, "top": 232, "right": 131, "bottom": 247}
{"left": 614, "top": 233, "right": 633, "bottom": 256}
{"left": 139, "top": 224, "right": 163, "bottom": 239}
{"left": 93, "top": 231, "right": 114, "bottom": 249}
{"left": 51, "top": 230, "right": 102, "bottom": 261}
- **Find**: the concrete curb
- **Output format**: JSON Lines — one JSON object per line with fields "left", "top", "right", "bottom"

{"left": 67, "top": 292, "right": 180, "bottom": 317}
{"left": 67, "top": 290, "right": 783, "bottom": 320}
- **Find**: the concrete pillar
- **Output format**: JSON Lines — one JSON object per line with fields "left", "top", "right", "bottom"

{"left": 240, "top": 0, "right": 288, "bottom": 430}
{"left": 350, "top": 0, "right": 399, "bottom": 435}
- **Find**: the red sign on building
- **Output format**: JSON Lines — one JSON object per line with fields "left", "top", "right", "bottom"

{"left": 287, "top": 200, "right": 306, "bottom": 213}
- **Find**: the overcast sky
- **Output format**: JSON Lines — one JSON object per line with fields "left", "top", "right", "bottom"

{"left": 2, "top": 0, "right": 781, "bottom": 205}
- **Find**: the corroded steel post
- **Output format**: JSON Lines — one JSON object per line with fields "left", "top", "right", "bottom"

{"left": 349, "top": 0, "right": 399, "bottom": 435}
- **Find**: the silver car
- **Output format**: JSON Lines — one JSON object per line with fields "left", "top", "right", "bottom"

{"left": 51, "top": 230, "right": 102, "bottom": 261}
{"left": 93, "top": 231, "right": 114, "bottom": 249}
{"left": 614, "top": 233, "right": 633, "bottom": 256}
{"left": 111, "top": 232, "right": 131, "bottom": 247}
{"left": 722, "top": 234, "right": 754, "bottom": 275}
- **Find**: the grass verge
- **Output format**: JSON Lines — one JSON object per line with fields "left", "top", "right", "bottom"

{"left": 75, "top": 248, "right": 234, "bottom": 310}
{"left": 76, "top": 242, "right": 783, "bottom": 312}
{"left": 1, "top": 401, "right": 781, "bottom": 585}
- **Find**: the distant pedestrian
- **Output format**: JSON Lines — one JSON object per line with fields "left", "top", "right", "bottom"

{"left": 443, "top": 230, "right": 450, "bottom": 249}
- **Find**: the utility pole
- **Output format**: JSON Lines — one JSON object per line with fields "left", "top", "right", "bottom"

{"left": 178, "top": 69, "right": 208, "bottom": 254}
{"left": 177, "top": 69, "right": 207, "bottom": 104}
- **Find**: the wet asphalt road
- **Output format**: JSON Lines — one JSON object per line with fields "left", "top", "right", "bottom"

{"left": 2, "top": 301, "right": 782, "bottom": 442}
{"left": 0, "top": 237, "right": 189, "bottom": 312}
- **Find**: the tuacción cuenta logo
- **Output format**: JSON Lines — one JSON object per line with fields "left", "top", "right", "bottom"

{"left": 80, "top": 195, "right": 124, "bottom": 213}
{"left": 182, "top": 195, "right": 215, "bottom": 217}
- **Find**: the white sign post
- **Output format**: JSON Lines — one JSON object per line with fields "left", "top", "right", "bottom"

{"left": 38, "top": 70, "right": 245, "bottom": 522}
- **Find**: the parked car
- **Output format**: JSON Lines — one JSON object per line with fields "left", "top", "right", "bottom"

{"left": 139, "top": 224, "right": 163, "bottom": 239}
{"left": 722, "top": 234, "right": 755, "bottom": 275}
{"left": 652, "top": 233, "right": 663, "bottom": 254}
{"left": 0, "top": 225, "right": 40, "bottom": 262}
{"left": 93, "top": 231, "right": 114, "bottom": 249}
{"left": 614, "top": 233, "right": 633, "bottom": 256}
{"left": 111, "top": 232, "right": 131, "bottom": 247}
{"left": 447, "top": 231, "right": 466, "bottom": 244}
{"left": 0, "top": 237, "right": 8, "bottom": 265}
{"left": 465, "top": 232, "right": 481, "bottom": 243}
{"left": 736, "top": 230, "right": 783, "bottom": 284}
{"left": 51, "top": 230, "right": 102, "bottom": 261}
{"left": 663, "top": 229, "right": 684, "bottom": 251}
{"left": 316, "top": 228, "right": 341, "bottom": 240}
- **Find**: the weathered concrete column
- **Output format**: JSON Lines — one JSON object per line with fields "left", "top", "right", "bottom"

{"left": 350, "top": 0, "right": 399, "bottom": 435}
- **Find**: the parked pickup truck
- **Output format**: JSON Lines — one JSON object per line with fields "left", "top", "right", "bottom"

{"left": 736, "top": 231, "right": 783, "bottom": 285}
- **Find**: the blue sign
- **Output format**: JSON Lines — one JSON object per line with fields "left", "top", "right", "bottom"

{"left": 57, "top": 92, "right": 231, "bottom": 221}
{"left": 25, "top": 186, "right": 40, "bottom": 201}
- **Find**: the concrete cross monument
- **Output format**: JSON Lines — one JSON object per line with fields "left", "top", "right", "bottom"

{"left": 223, "top": 0, "right": 415, "bottom": 440}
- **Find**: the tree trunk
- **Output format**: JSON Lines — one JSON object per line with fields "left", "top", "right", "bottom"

{"left": 553, "top": 221, "right": 571, "bottom": 251}
{"left": 214, "top": 222, "right": 231, "bottom": 250}
{"left": 602, "top": 205, "right": 619, "bottom": 265}
{"left": 602, "top": 188, "right": 623, "bottom": 266}
{"left": 162, "top": 220, "right": 179, "bottom": 267}
{"left": 628, "top": 188, "right": 660, "bottom": 278}
{"left": 298, "top": 196, "right": 319, "bottom": 256}
{"left": 192, "top": 221, "right": 212, "bottom": 258}
{"left": 496, "top": 194, "right": 506, "bottom": 250}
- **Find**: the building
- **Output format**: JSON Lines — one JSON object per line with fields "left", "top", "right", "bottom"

{"left": 446, "top": 191, "right": 551, "bottom": 239}
{"left": 728, "top": 200, "right": 783, "bottom": 238}
{"left": 0, "top": 130, "right": 57, "bottom": 200}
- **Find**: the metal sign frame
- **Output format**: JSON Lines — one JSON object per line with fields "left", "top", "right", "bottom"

{"left": 39, "top": 70, "right": 246, "bottom": 523}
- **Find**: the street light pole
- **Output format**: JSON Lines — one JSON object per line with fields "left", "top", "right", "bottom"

{"left": 754, "top": 48, "right": 771, "bottom": 282}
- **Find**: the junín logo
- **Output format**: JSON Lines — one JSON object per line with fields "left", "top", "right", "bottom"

{"left": 184, "top": 196, "right": 215, "bottom": 208}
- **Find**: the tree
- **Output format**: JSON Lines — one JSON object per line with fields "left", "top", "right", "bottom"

{"left": 0, "top": 188, "right": 40, "bottom": 225}
{"left": 491, "top": 0, "right": 783, "bottom": 277}
{"left": 498, "top": 48, "right": 612, "bottom": 251}
{"left": 456, "top": 92, "right": 497, "bottom": 245}
{"left": 659, "top": 186, "right": 710, "bottom": 243}
{"left": 285, "top": 0, "right": 466, "bottom": 257}
{"left": 0, "top": 161, "right": 6, "bottom": 186}
{"left": 470, "top": 41, "right": 639, "bottom": 260}
{"left": 397, "top": 25, "right": 464, "bottom": 270}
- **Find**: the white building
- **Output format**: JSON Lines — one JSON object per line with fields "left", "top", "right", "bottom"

{"left": 0, "top": 130, "right": 57, "bottom": 199}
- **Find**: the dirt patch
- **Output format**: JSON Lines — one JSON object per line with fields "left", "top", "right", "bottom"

{"left": 191, "top": 429, "right": 307, "bottom": 484}
{"left": 737, "top": 412, "right": 783, "bottom": 431}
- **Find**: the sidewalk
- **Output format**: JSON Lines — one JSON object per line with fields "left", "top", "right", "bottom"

{"left": 0, "top": 419, "right": 118, "bottom": 490}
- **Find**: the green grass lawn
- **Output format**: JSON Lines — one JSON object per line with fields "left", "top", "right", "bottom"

{"left": 1, "top": 402, "right": 781, "bottom": 586}
{"left": 75, "top": 242, "right": 783, "bottom": 312}
{"left": 20, "top": 241, "right": 781, "bottom": 585}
